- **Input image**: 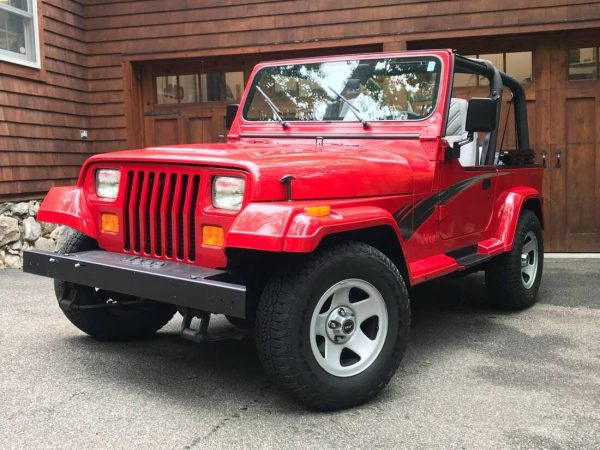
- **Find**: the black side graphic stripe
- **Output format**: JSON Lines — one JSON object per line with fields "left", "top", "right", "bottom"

{"left": 395, "top": 172, "right": 504, "bottom": 241}
{"left": 392, "top": 203, "right": 412, "bottom": 223}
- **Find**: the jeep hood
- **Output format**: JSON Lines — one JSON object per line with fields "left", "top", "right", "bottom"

{"left": 84, "top": 143, "right": 416, "bottom": 201}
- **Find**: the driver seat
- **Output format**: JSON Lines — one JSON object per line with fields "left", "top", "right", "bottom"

{"left": 446, "top": 98, "right": 478, "bottom": 166}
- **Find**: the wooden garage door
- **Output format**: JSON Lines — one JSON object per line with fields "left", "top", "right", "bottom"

{"left": 437, "top": 36, "right": 599, "bottom": 251}
{"left": 143, "top": 106, "right": 228, "bottom": 147}
{"left": 537, "top": 39, "right": 600, "bottom": 251}
{"left": 141, "top": 64, "right": 246, "bottom": 147}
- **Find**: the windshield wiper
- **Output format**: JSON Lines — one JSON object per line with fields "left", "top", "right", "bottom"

{"left": 255, "top": 86, "right": 289, "bottom": 129}
{"left": 327, "top": 86, "right": 370, "bottom": 129}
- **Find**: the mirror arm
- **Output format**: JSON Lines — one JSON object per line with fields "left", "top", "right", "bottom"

{"left": 445, "top": 132, "right": 474, "bottom": 160}
{"left": 455, "top": 131, "right": 474, "bottom": 149}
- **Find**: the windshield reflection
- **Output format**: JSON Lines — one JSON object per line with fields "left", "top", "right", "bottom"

{"left": 243, "top": 57, "right": 441, "bottom": 123}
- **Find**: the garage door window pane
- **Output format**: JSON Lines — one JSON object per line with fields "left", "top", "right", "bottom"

{"left": 225, "top": 72, "right": 244, "bottom": 101}
{"left": 156, "top": 75, "right": 200, "bottom": 104}
{"left": 156, "top": 71, "right": 244, "bottom": 104}
{"left": 506, "top": 51, "right": 533, "bottom": 85}
{"left": 156, "top": 76, "right": 179, "bottom": 104}
{"left": 178, "top": 74, "right": 200, "bottom": 103}
{"left": 479, "top": 53, "right": 503, "bottom": 84}
{"left": 199, "top": 73, "right": 224, "bottom": 102}
{"left": 453, "top": 73, "right": 477, "bottom": 87}
{"left": 453, "top": 55, "right": 477, "bottom": 87}
{"left": 568, "top": 48, "right": 598, "bottom": 80}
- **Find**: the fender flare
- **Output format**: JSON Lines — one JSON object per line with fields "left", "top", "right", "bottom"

{"left": 37, "top": 186, "right": 98, "bottom": 239}
{"left": 492, "top": 187, "right": 543, "bottom": 251}
{"left": 226, "top": 203, "right": 404, "bottom": 253}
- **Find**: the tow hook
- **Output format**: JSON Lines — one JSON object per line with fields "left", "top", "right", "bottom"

{"left": 180, "top": 308, "right": 211, "bottom": 343}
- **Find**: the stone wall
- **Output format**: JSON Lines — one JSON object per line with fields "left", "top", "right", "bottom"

{"left": 0, "top": 201, "right": 63, "bottom": 269}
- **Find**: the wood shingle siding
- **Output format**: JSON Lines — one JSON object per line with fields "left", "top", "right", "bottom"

{"left": 0, "top": 0, "right": 89, "bottom": 199}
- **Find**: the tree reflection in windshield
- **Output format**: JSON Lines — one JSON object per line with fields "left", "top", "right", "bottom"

{"left": 243, "top": 57, "right": 440, "bottom": 123}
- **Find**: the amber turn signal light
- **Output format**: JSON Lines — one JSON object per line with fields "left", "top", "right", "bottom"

{"left": 101, "top": 213, "right": 119, "bottom": 233}
{"left": 202, "top": 225, "right": 224, "bottom": 247}
{"left": 305, "top": 205, "right": 331, "bottom": 217}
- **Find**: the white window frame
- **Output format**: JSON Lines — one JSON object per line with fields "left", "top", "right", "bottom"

{"left": 0, "top": 0, "right": 41, "bottom": 69}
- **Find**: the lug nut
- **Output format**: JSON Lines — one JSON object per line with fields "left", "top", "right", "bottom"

{"left": 338, "top": 307, "right": 346, "bottom": 317}
{"left": 521, "top": 253, "right": 528, "bottom": 267}
{"left": 328, "top": 320, "right": 340, "bottom": 329}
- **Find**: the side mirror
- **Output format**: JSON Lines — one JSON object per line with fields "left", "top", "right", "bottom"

{"left": 465, "top": 97, "right": 497, "bottom": 133}
{"left": 225, "top": 104, "right": 239, "bottom": 130}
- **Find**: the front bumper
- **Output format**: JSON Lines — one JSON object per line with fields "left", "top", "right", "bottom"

{"left": 23, "top": 250, "right": 246, "bottom": 318}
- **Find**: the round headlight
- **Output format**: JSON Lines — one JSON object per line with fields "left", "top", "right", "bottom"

{"left": 212, "top": 176, "right": 245, "bottom": 210}
{"left": 95, "top": 169, "right": 121, "bottom": 199}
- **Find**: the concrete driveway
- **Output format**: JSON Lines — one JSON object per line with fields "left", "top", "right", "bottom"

{"left": 1, "top": 258, "right": 599, "bottom": 449}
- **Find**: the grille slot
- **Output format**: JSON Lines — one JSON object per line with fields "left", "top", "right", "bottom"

{"left": 165, "top": 174, "right": 176, "bottom": 258}
{"left": 189, "top": 175, "right": 200, "bottom": 261}
{"left": 143, "top": 172, "right": 155, "bottom": 255}
{"left": 123, "top": 169, "right": 200, "bottom": 263}
{"left": 123, "top": 171, "right": 134, "bottom": 251}
{"left": 154, "top": 173, "right": 166, "bottom": 256}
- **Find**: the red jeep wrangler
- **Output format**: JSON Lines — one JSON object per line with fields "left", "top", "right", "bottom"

{"left": 24, "top": 50, "right": 543, "bottom": 410}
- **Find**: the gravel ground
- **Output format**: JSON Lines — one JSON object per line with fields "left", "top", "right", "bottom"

{"left": 0, "top": 258, "right": 599, "bottom": 449}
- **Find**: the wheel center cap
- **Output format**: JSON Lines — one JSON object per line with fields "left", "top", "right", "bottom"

{"left": 326, "top": 307, "right": 356, "bottom": 343}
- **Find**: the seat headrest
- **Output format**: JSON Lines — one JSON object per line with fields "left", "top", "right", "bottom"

{"left": 447, "top": 98, "right": 468, "bottom": 136}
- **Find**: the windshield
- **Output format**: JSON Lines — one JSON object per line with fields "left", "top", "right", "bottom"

{"left": 243, "top": 56, "right": 441, "bottom": 123}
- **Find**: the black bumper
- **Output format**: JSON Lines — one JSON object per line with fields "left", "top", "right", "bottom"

{"left": 23, "top": 250, "right": 246, "bottom": 318}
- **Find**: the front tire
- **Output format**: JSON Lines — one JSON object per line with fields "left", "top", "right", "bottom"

{"left": 485, "top": 209, "right": 544, "bottom": 310}
{"left": 54, "top": 229, "right": 176, "bottom": 341}
{"left": 255, "top": 242, "right": 410, "bottom": 410}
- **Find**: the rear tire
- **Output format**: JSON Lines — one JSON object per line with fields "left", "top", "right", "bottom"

{"left": 255, "top": 242, "right": 410, "bottom": 410}
{"left": 485, "top": 209, "right": 544, "bottom": 310}
{"left": 54, "top": 229, "right": 176, "bottom": 341}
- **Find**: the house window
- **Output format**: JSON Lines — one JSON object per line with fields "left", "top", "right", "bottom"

{"left": 454, "top": 52, "right": 533, "bottom": 87}
{"left": 568, "top": 47, "right": 598, "bottom": 81}
{"left": 0, "top": 0, "right": 40, "bottom": 68}
{"left": 155, "top": 71, "right": 244, "bottom": 105}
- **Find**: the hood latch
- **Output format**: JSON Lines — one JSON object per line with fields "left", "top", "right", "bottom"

{"left": 280, "top": 175, "right": 295, "bottom": 201}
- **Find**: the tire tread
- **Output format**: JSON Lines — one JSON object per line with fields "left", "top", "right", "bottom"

{"left": 485, "top": 209, "right": 543, "bottom": 310}
{"left": 54, "top": 229, "right": 176, "bottom": 341}
{"left": 255, "top": 241, "right": 410, "bottom": 410}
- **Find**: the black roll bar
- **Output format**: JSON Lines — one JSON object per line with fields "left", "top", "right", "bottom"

{"left": 454, "top": 55, "right": 530, "bottom": 164}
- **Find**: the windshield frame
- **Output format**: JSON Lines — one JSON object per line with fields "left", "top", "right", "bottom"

{"left": 241, "top": 54, "right": 444, "bottom": 125}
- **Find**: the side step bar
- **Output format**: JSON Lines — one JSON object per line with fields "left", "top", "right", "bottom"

{"left": 23, "top": 250, "right": 246, "bottom": 318}
{"left": 446, "top": 245, "right": 493, "bottom": 269}
{"left": 454, "top": 253, "right": 492, "bottom": 269}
